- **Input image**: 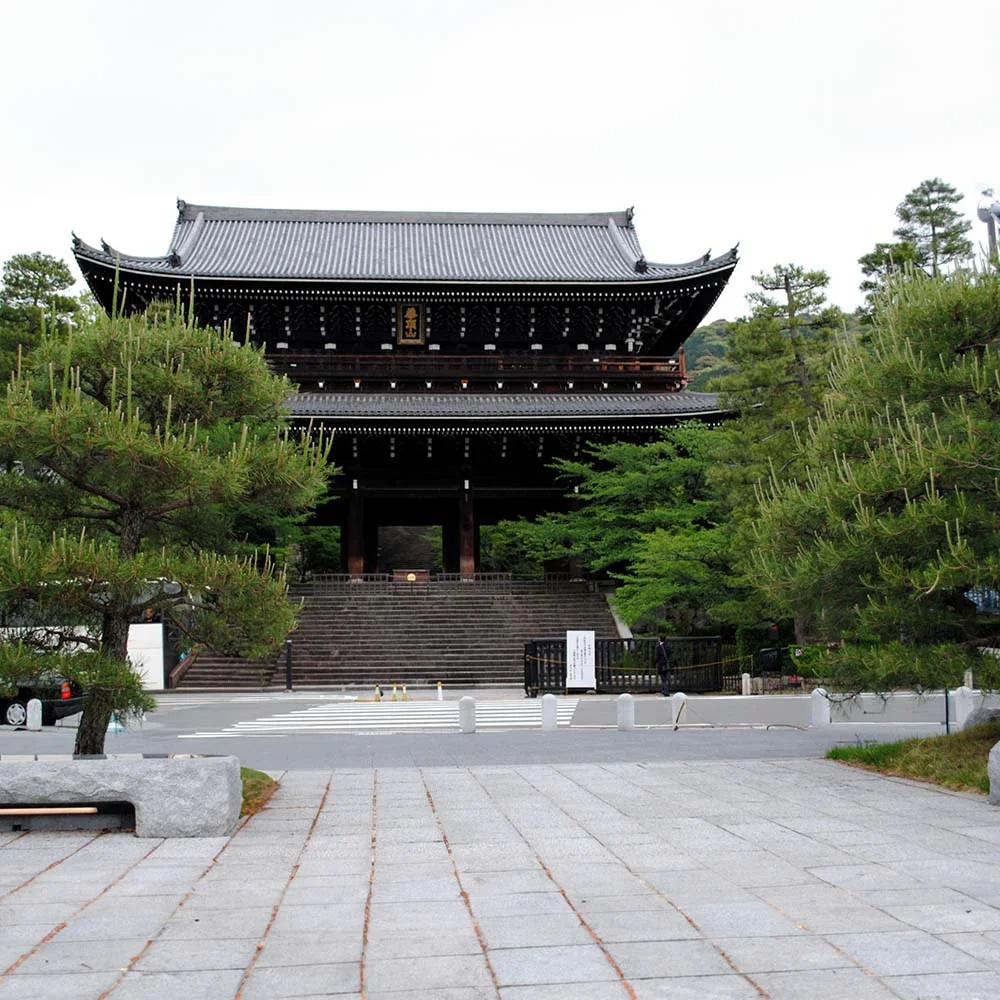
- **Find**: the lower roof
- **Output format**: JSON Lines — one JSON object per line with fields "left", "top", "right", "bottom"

{"left": 289, "top": 390, "right": 724, "bottom": 430}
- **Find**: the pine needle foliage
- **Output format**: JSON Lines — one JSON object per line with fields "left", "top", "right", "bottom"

{"left": 751, "top": 267, "right": 1000, "bottom": 690}
{"left": 0, "top": 306, "right": 332, "bottom": 751}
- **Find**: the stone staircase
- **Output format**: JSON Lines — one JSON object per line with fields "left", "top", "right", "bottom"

{"left": 176, "top": 580, "right": 621, "bottom": 689}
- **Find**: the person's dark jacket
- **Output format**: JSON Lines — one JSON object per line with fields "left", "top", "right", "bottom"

{"left": 654, "top": 640, "right": 670, "bottom": 675}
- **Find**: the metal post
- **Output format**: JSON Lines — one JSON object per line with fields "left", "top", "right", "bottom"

{"left": 944, "top": 685, "right": 950, "bottom": 734}
{"left": 285, "top": 639, "right": 293, "bottom": 691}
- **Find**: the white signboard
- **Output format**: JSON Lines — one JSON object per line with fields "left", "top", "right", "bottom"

{"left": 127, "top": 623, "right": 166, "bottom": 690}
{"left": 566, "top": 630, "right": 596, "bottom": 690}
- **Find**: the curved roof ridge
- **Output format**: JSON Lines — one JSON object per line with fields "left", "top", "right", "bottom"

{"left": 606, "top": 217, "right": 647, "bottom": 273}
{"left": 644, "top": 246, "right": 739, "bottom": 271}
{"left": 73, "top": 235, "right": 172, "bottom": 267}
{"left": 169, "top": 210, "right": 206, "bottom": 266}
{"left": 176, "top": 202, "right": 632, "bottom": 227}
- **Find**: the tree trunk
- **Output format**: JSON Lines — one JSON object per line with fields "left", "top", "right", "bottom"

{"left": 74, "top": 510, "right": 144, "bottom": 754}
{"left": 784, "top": 275, "right": 811, "bottom": 392}
{"left": 73, "top": 695, "right": 114, "bottom": 756}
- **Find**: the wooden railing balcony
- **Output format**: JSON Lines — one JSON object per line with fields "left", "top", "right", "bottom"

{"left": 268, "top": 350, "right": 687, "bottom": 392}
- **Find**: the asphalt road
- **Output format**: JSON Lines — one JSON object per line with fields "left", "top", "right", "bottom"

{"left": 0, "top": 690, "right": 945, "bottom": 770}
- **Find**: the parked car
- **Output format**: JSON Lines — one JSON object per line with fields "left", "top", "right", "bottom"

{"left": 1, "top": 677, "right": 84, "bottom": 727}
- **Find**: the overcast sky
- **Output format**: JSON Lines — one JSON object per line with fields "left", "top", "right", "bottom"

{"left": 3, "top": 0, "right": 997, "bottom": 322}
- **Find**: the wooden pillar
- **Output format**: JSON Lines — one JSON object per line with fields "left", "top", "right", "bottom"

{"left": 364, "top": 517, "right": 380, "bottom": 574}
{"left": 459, "top": 483, "right": 475, "bottom": 579}
{"left": 442, "top": 512, "right": 458, "bottom": 574}
{"left": 345, "top": 487, "right": 364, "bottom": 576}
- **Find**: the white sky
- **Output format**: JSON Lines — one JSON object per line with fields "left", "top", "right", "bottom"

{"left": 3, "top": 0, "right": 997, "bottom": 322}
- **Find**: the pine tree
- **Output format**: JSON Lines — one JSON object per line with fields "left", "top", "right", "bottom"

{"left": 0, "top": 306, "right": 331, "bottom": 753}
{"left": 709, "top": 265, "right": 843, "bottom": 638}
{"left": 751, "top": 268, "right": 1000, "bottom": 690}
{"left": 892, "top": 178, "right": 973, "bottom": 277}
{"left": 0, "top": 252, "right": 80, "bottom": 379}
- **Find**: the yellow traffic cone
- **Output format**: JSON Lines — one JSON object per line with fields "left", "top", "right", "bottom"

{"left": 436, "top": 681, "right": 443, "bottom": 701}
{"left": 402, "top": 685, "right": 408, "bottom": 701}
{"left": 391, "top": 684, "right": 398, "bottom": 702}
{"left": 374, "top": 684, "right": 382, "bottom": 701}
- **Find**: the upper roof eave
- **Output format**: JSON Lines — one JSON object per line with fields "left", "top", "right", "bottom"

{"left": 73, "top": 237, "right": 739, "bottom": 287}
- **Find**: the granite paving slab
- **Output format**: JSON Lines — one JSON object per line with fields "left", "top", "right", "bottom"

{"left": 3, "top": 755, "right": 1000, "bottom": 998}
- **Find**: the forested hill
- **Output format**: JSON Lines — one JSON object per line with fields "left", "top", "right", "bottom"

{"left": 683, "top": 311, "right": 866, "bottom": 390}
{"left": 683, "top": 318, "right": 736, "bottom": 389}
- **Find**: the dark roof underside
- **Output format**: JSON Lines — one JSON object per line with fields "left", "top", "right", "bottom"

{"left": 73, "top": 202, "right": 737, "bottom": 285}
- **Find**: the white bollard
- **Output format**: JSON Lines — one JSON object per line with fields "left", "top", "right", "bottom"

{"left": 964, "top": 669, "right": 975, "bottom": 690}
{"left": 811, "top": 687, "right": 831, "bottom": 727}
{"left": 459, "top": 695, "right": 476, "bottom": 734}
{"left": 436, "top": 681, "right": 444, "bottom": 701}
{"left": 671, "top": 691, "right": 688, "bottom": 727}
{"left": 26, "top": 698, "right": 42, "bottom": 731}
{"left": 954, "top": 686, "right": 977, "bottom": 730}
{"left": 541, "top": 693, "right": 558, "bottom": 731}
{"left": 741, "top": 672, "right": 752, "bottom": 696}
{"left": 616, "top": 692, "right": 635, "bottom": 731}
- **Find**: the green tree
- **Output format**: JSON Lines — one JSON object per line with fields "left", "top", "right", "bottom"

{"left": 0, "top": 252, "right": 80, "bottom": 379}
{"left": 0, "top": 306, "right": 331, "bottom": 753}
{"left": 603, "top": 424, "right": 734, "bottom": 632}
{"left": 1, "top": 251, "right": 77, "bottom": 319}
{"left": 751, "top": 267, "right": 1000, "bottom": 690}
{"left": 491, "top": 423, "right": 734, "bottom": 632}
{"left": 858, "top": 240, "right": 923, "bottom": 312}
{"left": 707, "top": 265, "right": 843, "bottom": 637}
{"left": 893, "top": 178, "right": 973, "bottom": 277}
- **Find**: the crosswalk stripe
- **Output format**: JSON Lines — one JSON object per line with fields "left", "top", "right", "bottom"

{"left": 176, "top": 699, "right": 578, "bottom": 738}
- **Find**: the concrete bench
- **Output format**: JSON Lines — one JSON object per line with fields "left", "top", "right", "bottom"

{"left": 0, "top": 754, "right": 242, "bottom": 838}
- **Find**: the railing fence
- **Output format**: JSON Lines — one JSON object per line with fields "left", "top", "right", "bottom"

{"left": 524, "top": 636, "right": 725, "bottom": 696}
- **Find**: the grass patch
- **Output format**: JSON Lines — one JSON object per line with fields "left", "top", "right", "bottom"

{"left": 240, "top": 767, "right": 278, "bottom": 816}
{"left": 827, "top": 721, "right": 1000, "bottom": 794}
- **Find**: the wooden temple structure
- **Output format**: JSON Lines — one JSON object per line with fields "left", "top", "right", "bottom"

{"left": 73, "top": 203, "right": 737, "bottom": 576}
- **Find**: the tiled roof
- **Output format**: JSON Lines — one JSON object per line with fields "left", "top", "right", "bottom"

{"left": 73, "top": 202, "right": 737, "bottom": 285}
{"left": 290, "top": 391, "right": 724, "bottom": 422}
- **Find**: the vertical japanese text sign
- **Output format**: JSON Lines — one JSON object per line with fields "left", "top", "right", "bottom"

{"left": 566, "top": 630, "right": 596, "bottom": 690}
{"left": 396, "top": 303, "right": 425, "bottom": 346}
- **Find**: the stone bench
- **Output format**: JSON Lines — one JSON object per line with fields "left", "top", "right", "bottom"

{"left": 0, "top": 754, "right": 242, "bottom": 838}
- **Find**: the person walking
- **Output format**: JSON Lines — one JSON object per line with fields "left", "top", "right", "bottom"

{"left": 655, "top": 635, "right": 671, "bottom": 697}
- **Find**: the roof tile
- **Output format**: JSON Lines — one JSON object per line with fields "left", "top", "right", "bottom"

{"left": 74, "top": 204, "right": 737, "bottom": 285}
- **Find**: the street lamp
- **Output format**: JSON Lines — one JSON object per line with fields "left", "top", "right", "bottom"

{"left": 977, "top": 189, "right": 999, "bottom": 262}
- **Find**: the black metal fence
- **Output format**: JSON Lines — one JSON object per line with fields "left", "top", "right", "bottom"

{"left": 524, "top": 636, "right": 724, "bottom": 696}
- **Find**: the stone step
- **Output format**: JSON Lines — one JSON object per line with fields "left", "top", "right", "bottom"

{"left": 175, "top": 583, "right": 620, "bottom": 690}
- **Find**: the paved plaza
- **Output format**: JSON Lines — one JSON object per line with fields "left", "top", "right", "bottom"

{"left": 4, "top": 754, "right": 1000, "bottom": 999}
